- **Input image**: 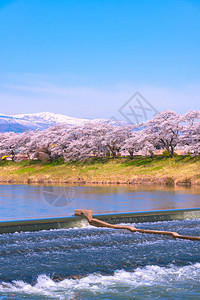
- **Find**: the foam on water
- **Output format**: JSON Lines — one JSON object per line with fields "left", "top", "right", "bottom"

{"left": 0, "top": 263, "right": 200, "bottom": 299}
{"left": 3, "top": 217, "right": 200, "bottom": 237}
{"left": 0, "top": 218, "right": 199, "bottom": 299}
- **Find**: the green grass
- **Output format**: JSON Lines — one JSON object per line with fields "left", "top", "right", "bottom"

{"left": 0, "top": 155, "right": 200, "bottom": 185}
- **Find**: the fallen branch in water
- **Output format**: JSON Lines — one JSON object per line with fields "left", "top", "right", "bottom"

{"left": 74, "top": 209, "right": 200, "bottom": 242}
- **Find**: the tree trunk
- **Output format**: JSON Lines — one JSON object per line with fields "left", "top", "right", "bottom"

{"left": 149, "top": 151, "right": 154, "bottom": 158}
{"left": 166, "top": 146, "right": 174, "bottom": 158}
{"left": 129, "top": 151, "right": 134, "bottom": 160}
{"left": 112, "top": 151, "right": 116, "bottom": 158}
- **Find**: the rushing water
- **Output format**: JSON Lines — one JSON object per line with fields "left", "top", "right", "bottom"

{"left": 0, "top": 184, "right": 200, "bottom": 299}
{"left": 0, "top": 219, "right": 200, "bottom": 299}
{"left": 0, "top": 184, "right": 200, "bottom": 220}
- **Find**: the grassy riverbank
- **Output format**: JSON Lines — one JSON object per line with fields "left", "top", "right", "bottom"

{"left": 0, "top": 156, "right": 200, "bottom": 186}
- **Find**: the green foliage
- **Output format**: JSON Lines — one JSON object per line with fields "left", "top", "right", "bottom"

{"left": 151, "top": 166, "right": 163, "bottom": 171}
{"left": 0, "top": 155, "right": 199, "bottom": 185}
{"left": 121, "top": 156, "right": 165, "bottom": 167}
{"left": 106, "top": 151, "right": 110, "bottom": 158}
{"left": 162, "top": 150, "right": 178, "bottom": 157}
{"left": 0, "top": 160, "right": 16, "bottom": 167}
{"left": 42, "top": 157, "right": 65, "bottom": 166}
{"left": 15, "top": 167, "right": 36, "bottom": 174}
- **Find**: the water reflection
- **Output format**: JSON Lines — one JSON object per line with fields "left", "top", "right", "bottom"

{"left": 0, "top": 184, "right": 200, "bottom": 221}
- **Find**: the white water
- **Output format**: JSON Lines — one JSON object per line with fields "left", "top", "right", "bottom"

{"left": 0, "top": 263, "right": 199, "bottom": 299}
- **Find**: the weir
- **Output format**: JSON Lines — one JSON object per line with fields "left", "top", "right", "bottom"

{"left": 0, "top": 207, "right": 200, "bottom": 234}
{"left": 75, "top": 209, "right": 200, "bottom": 241}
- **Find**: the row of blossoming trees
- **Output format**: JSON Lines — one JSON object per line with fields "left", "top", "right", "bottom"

{"left": 0, "top": 110, "right": 199, "bottom": 162}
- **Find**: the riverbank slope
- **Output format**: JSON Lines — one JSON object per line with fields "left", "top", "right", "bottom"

{"left": 0, "top": 156, "right": 199, "bottom": 186}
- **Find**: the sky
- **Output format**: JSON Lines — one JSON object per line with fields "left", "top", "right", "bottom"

{"left": 0, "top": 0, "right": 200, "bottom": 120}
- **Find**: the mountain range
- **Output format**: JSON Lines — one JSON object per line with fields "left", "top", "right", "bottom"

{"left": 0, "top": 112, "right": 98, "bottom": 133}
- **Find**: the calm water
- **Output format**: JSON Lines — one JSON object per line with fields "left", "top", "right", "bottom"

{"left": 0, "top": 184, "right": 200, "bottom": 299}
{"left": 0, "top": 184, "right": 200, "bottom": 221}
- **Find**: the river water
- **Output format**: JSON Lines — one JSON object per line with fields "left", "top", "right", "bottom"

{"left": 0, "top": 184, "right": 200, "bottom": 220}
{"left": 0, "top": 184, "right": 200, "bottom": 299}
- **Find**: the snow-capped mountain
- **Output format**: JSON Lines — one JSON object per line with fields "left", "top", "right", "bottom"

{"left": 12, "top": 112, "right": 90, "bottom": 126}
{"left": 0, "top": 112, "right": 91, "bottom": 133}
{"left": 0, "top": 112, "right": 125, "bottom": 133}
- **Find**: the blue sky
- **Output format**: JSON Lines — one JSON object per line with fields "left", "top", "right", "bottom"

{"left": 0, "top": 0, "right": 200, "bottom": 119}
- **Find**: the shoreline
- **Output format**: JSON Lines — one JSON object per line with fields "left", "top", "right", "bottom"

{"left": 0, "top": 156, "right": 200, "bottom": 186}
{"left": 0, "top": 176, "right": 199, "bottom": 186}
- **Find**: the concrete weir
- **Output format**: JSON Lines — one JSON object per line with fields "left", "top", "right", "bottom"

{"left": 75, "top": 209, "right": 200, "bottom": 241}
{"left": 0, "top": 208, "right": 200, "bottom": 234}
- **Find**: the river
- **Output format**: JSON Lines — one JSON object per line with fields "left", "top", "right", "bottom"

{"left": 0, "top": 184, "right": 199, "bottom": 299}
{"left": 0, "top": 184, "right": 200, "bottom": 221}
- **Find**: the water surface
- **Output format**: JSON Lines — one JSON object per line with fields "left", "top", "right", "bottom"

{"left": 0, "top": 219, "right": 199, "bottom": 299}
{"left": 0, "top": 184, "right": 200, "bottom": 221}
{"left": 0, "top": 184, "right": 200, "bottom": 299}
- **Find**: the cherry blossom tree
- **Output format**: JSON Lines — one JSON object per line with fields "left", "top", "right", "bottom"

{"left": 180, "top": 110, "right": 200, "bottom": 156}
{"left": 141, "top": 110, "right": 182, "bottom": 157}
{"left": 122, "top": 130, "right": 141, "bottom": 159}
{"left": 102, "top": 123, "right": 133, "bottom": 158}
{"left": 0, "top": 110, "right": 199, "bottom": 162}
{"left": 0, "top": 132, "right": 20, "bottom": 160}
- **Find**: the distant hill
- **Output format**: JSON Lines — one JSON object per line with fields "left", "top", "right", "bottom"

{"left": 0, "top": 112, "right": 127, "bottom": 133}
{"left": 0, "top": 112, "right": 91, "bottom": 133}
